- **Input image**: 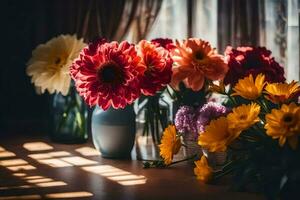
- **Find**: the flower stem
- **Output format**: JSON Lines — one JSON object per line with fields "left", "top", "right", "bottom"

{"left": 168, "top": 154, "right": 197, "bottom": 166}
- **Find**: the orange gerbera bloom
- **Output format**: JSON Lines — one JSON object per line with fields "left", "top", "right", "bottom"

{"left": 159, "top": 125, "right": 182, "bottom": 165}
{"left": 265, "top": 103, "right": 300, "bottom": 149}
{"left": 198, "top": 117, "right": 241, "bottom": 152}
{"left": 232, "top": 74, "right": 265, "bottom": 100}
{"left": 264, "top": 81, "right": 300, "bottom": 104}
{"left": 227, "top": 103, "right": 261, "bottom": 133}
{"left": 194, "top": 155, "right": 213, "bottom": 183}
{"left": 171, "top": 38, "right": 228, "bottom": 91}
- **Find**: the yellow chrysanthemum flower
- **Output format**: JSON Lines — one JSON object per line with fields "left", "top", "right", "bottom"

{"left": 198, "top": 117, "right": 240, "bottom": 152}
{"left": 159, "top": 125, "right": 182, "bottom": 165}
{"left": 26, "top": 34, "right": 86, "bottom": 95}
{"left": 264, "top": 81, "right": 300, "bottom": 104}
{"left": 232, "top": 73, "right": 265, "bottom": 100}
{"left": 265, "top": 103, "right": 300, "bottom": 150}
{"left": 194, "top": 155, "right": 213, "bottom": 183}
{"left": 227, "top": 103, "right": 261, "bottom": 132}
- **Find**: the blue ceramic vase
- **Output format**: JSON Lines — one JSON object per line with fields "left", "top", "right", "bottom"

{"left": 91, "top": 105, "right": 136, "bottom": 158}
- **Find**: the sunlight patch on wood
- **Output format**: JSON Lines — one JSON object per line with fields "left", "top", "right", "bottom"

{"left": 0, "top": 194, "right": 41, "bottom": 199}
{"left": 35, "top": 181, "right": 67, "bottom": 187}
{"left": 60, "top": 156, "right": 98, "bottom": 166}
{"left": 23, "top": 142, "right": 53, "bottom": 151}
{"left": 37, "top": 159, "right": 73, "bottom": 168}
{"left": 0, "top": 151, "right": 16, "bottom": 158}
{"left": 0, "top": 159, "right": 28, "bottom": 166}
{"left": 45, "top": 191, "right": 93, "bottom": 199}
{"left": 28, "top": 151, "right": 71, "bottom": 160}
{"left": 81, "top": 165, "right": 147, "bottom": 186}
{"left": 24, "top": 176, "right": 44, "bottom": 180}
{"left": 7, "top": 165, "right": 36, "bottom": 171}
{"left": 27, "top": 178, "right": 53, "bottom": 183}
{"left": 75, "top": 147, "right": 101, "bottom": 156}
{"left": 12, "top": 173, "right": 27, "bottom": 177}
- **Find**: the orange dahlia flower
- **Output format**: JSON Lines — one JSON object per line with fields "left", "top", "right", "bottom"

{"left": 171, "top": 38, "right": 228, "bottom": 91}
{"left": 137, "top": 40, "right": 173, "bottom": 96}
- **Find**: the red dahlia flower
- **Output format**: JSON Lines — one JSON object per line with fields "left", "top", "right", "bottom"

{"left": 151, "top": 38, "right": 176, "bottom": 51}
{"left": 224, "top": 46, "right": 285, "bottom": 86}
{"left": 137, "top": 40, "right": 173, "bottom": 96}
{"left": 70, "top": 40, "right": 144, "bottom": 110}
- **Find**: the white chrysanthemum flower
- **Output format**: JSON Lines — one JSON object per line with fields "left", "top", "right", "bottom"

{"left": 26, "top": 34, "right": 86, "bottom": 96}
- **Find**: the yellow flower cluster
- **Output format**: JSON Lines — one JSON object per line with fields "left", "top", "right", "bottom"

{"left": 159, "top": 73, "right": 300, "bottom": 184}
{"left": 232, "top": 73, "right": 300, "bottom": 103}
{"left": 199, "top": 73, "right": 300, "bottom": 153}
{"left": 199, "top": 103, "right": 261, "bottom": 152}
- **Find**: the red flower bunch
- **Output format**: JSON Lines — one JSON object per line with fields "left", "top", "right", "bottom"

{"left": 71, "top": 38, "right": 174, "bottom": 110}
{"left": 70, "top": 40, "right": 144, "bottom": 110}
{"left": 224, "top": 46, "right": 285, "bottom": 86}
{"left": 151, "top": 38, "right": 176, "bottom": 51}
{"left": 137, "top": 40, "right": 173, "bottom": 96}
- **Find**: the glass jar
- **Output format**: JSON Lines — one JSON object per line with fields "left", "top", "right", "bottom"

{"left": 50, "top": 87, "right": 88, "bottom": 144}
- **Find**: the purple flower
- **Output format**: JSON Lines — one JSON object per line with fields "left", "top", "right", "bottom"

{"left": 197, "top": 102, "right": 228, "bottom": 133}
{"left": 175, "top": 106, "right": 198, "bottom": 138}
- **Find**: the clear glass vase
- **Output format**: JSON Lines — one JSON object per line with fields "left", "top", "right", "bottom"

{"left": 50, "top": 87, "right": 88, "bottom": 144}
{"left": 135, "top": 93, "right": 170, "bottom": 160}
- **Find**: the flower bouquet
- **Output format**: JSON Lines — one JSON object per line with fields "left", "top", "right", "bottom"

{"left": 145, "top": 45, "right": 300, "bottom": 200}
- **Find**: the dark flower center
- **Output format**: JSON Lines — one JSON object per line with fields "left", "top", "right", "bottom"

{"left": 239, "top": 114, "right": 247, "bottom": 120}
{"left": 283, "top": 114, "right": 294, "bottom": 124}
{"left": 98, "top": 61, "right": 123, "bottom": 84}
{"left": 55, "top": 57, "right": 61, "bottom": 65}
{"left": 194, "top": 51, "right": 204, "bottom": 60}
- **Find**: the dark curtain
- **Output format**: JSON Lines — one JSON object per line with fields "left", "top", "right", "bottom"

{"left": 217, "top": 0, "right": 266, "bottom": 51}
{"left": 0, "top": 0, "right": 139, "bottom": 134}
{"left": 79, "top": 0, "right": 139, "bottom": 41}
{"left": 131, "top": 0, "right": 163, "bottom": 42}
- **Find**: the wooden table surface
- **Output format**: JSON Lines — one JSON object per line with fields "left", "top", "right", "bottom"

{"left": 0, "top": 134, "right": 264, "bottom": 200}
